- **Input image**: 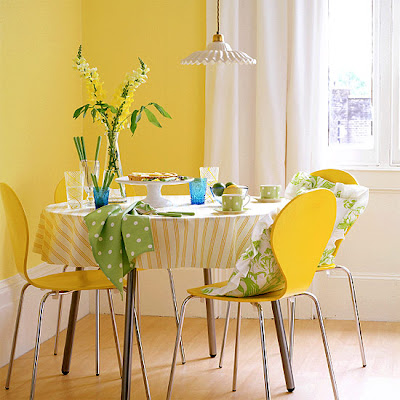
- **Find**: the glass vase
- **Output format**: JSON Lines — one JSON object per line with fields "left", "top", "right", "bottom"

{"left": 104, "top": 131, "right": 127, "bottom": 202}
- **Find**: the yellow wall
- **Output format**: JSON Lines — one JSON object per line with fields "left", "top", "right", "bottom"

{"left": 0, "top": 0, "right": 205, "bottom": 280}
{"left": 0, "top": 0, "right": 82, "bottom": 280}
{"left": 81, "top": 0, "right": 206, "bottom": 196}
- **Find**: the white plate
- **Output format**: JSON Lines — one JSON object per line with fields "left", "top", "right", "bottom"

{"left": 213, "top": 208, "right": 249, "bottom": 215}
{"left": 252, "top": 197, "right": 282, "bottom": 203}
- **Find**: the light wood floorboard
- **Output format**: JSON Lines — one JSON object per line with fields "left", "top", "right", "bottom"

{"left": 0, "top": 314, "right": 399, "bottom": 399}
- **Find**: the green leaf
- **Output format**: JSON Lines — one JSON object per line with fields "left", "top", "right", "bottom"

{"left": 109, "top": 105, "right": 117, "bottom": 113}
{"left": 91, "top": 108, "right": 97, "bottom": 122}
{"left": 144, "top": 108, "right": 162, "bottom": 128}
{"left": 82, "top": 104, "right": 90, "bottom": 118}
{"left": 73, "top": 106, "right": 85, "bottom": 119}
{"left": 130, "top": 110, "right": 139, "bottom": 135}
{"left": 149, "top": 103, "right": 172, "bottom": 119}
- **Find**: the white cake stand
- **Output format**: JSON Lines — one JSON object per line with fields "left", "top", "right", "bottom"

{"left": 115, "top": 177, "right": 194, "bottom": 208}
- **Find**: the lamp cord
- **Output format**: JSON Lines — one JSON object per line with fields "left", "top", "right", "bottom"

{"left": 217, "top": 0, "right": 220, "bottom": 34}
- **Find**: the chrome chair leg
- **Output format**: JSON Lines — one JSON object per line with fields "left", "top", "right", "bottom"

{"left": 300, "top": 292, "right": 339, "bottom": 400}
{"left": 287, "top": 297, "right": 296, "bottom": 363}
{"left": 167, "top": 269, "right": 186, "bottom": 364}
{"left": 135, "top": 272, "right": 141, "bottom": 330}
{"left": 133, "top": 298, "right": 151, "bottom": 399}
{"left": 106, "top": 289, "right": 123, "bottom": 378}
{"left": 232, "top": 303, "right": 241, "bottom": 392}
{"left": 335, "top": 265, "right": 366, "bottom": 367}
{"left": 167, "top": 295, "right": 194, "bottom": 400}
{"left": 255, "top": 303, "right": 271, "bottom": 400}
{"left": 219, "top": 302, "right": 231, "bottom": 368}
{"left": 95, "top": 289, "right": 100, "bottom": 376}
{"left": 53, "top": 295, "right": 63, "bottom": 355}
{"left": 30, "top": 291, "right": 52, "bottom": 400}
{"left": 5, "top": 283, "right": 30, "bottom": 390}
{"left": 54, "top": 265, "right": 69, "bottom": 355}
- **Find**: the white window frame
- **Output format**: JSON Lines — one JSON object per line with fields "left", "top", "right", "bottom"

{"left": 327, "top": 0, "right": 399, "bottom": 168}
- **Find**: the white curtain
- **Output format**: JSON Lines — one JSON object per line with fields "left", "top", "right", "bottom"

{"left": 204, "top": 0, "right": 328, "bottom": 192}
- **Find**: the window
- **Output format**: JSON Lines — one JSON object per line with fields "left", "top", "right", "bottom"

{"left": 327, "top": 0, "right": 398, "bottom": 167}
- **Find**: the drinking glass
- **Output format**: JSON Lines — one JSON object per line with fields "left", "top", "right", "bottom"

{"left": 189, "top": 178, "right": 207, "bottom": 205}
{"left": 80, "top": 160, "right": 100, "bottom": 206}
{"left": 200, "top": 167, "right": 219, "bottom": 202}
{"left": 64, "top": 171, "right": 84, "bottom": 209}
{"left": 93, "top": 187, "right": 110, "bottom": 209}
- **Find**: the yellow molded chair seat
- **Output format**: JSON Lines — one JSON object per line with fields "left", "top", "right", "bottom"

{"left": 286, "top": 169, "right": 366, "bottom": 369}
{"left": 31, "top": 269, "right": 125, "bottom": 291}
{"left": 0, "top": 182, "right": 124, "bottom": 399}
{"left": 188, "top": 281, "right": 286, "bottom": 303}
{"left": 167, "top": 189, "right": 339, "bottom": 400}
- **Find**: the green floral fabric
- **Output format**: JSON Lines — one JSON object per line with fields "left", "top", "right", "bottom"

{"left": 285, "top": 172, "right": 369, "bottom": 265}
{"left": 202, "top": 172, "right": 369, "bottom": 298}
{"left": 84, "top": 201, "right": 154, "bottom": 295}
{"left": 202, "top": 208, "right": 286, "bottom": 297}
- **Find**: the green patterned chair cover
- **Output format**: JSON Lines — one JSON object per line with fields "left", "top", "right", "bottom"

{"left": 203, "top": 172, "right": 369, "bottom": 297}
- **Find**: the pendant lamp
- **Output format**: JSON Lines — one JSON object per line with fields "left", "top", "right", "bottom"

{"left": 181, "top": 0, "right": 256, "bottom": 66}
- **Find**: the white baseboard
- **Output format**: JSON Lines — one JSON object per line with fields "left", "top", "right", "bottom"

{"left": 0, "top": 264, "right": 90, "bottom": 368}
{"left": 315, "top": 271, "right": 400, "bottom": 322}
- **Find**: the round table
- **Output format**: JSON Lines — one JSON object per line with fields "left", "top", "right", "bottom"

{"left": 33, "top": 196, "right": 287, "bottom": 271}
{"left": 33, "top": 196, "right": 294, "bottom": 399}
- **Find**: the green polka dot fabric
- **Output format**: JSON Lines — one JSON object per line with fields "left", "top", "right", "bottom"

{"left": 84, "top": 201, "right": 154, "bottom": 295}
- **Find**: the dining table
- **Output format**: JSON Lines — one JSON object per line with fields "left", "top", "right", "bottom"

{"left": 33, "top": 195, "right": 295, "bottom": 399}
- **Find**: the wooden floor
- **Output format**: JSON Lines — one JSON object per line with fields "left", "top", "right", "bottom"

{"left": 0, "top": 315, "right": 399, "bottom": 400}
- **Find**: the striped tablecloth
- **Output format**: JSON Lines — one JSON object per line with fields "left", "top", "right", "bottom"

{"left": 33, "top": 196, "right": 285, "bottom": 270}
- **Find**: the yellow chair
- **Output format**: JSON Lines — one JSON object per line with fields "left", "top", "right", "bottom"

{"left": 286, "top": 169, "right": 366, "bottom": 368}
{"left": 166, "top": 189, "right": 339, "bottom": 400}
{"left": 0, "top": 183, "right": 129, "bottom": 399}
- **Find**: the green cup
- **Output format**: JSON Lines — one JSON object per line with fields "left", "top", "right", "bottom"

{"left": 222, "top": 194, "right": 250, "bottom": 211}
{"left": 260, "top": 185, "right": 281, "bottom": 199}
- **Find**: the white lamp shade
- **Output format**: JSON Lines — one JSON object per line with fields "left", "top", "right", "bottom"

{"left": 181, "top": 40, "right": 256, "bottom": 65}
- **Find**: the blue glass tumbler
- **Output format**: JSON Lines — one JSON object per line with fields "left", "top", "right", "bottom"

{"left": 189, "top": 178, "right": 207, "bottom": 205}
{"left": 93, "top": 188, "right": 110, "bottom": 209}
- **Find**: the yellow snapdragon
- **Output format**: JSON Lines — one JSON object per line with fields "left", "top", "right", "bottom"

{"left": 73, "top": 55, "right": 105, "bottom": 103}
{"left": 113, "top": 61, "right": 150, "bottom": 130}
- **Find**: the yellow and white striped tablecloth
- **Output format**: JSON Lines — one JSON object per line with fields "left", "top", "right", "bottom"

{"left": 33, "top": 196, "right": 284, "bottom": 269}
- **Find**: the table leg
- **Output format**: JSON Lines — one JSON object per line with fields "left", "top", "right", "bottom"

{"left": 61, "top": 290, "right": 81, "bottom": 375}
{"left": 121, "top": 269, "right": 151, "bottom": 400}
{"left": 203, "top": 269, "right": 217, "bottom": 358}
{"left": 121, "top": 270, "right": 136, "bottom": 399}
{"left": 271, "top": 300, "right": 295, "bottom": 392}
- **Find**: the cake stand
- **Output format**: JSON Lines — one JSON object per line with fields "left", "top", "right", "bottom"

{"left": 115, "top": 177, "right": 194, "bottom": 208}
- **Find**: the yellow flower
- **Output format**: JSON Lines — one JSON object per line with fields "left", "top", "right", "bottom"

{"left": 73, "top": 55, "right": 105, "bottom": 103}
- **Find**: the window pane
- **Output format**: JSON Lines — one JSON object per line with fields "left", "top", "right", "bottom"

{"left": 328, "top": 0, "right": 373, "bottom": 149}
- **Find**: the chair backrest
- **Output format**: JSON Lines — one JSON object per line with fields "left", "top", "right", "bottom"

{"left": 0, "top": 183, "right": 33, "bottom": 284}
{"left": 271, "top": 189, "right": 336, "bottom": 296}
{"left": 54, "top": 177, "right": 67, "bottom": 203}
{"left": 311, "top": 168, "right": 358, "bottom": 256}
{"left": 311, "top": 169, "right": 358, "bottom": 185}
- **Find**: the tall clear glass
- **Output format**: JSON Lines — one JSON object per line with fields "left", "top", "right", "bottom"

{"left": 200, "top": 167, "right": 219, "bottom": 202}
{"left": 64, "top": 171, "right": 84, "bottom": 209}
{"left": 80, "top": 160, "right": 100, "bottom": 206}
